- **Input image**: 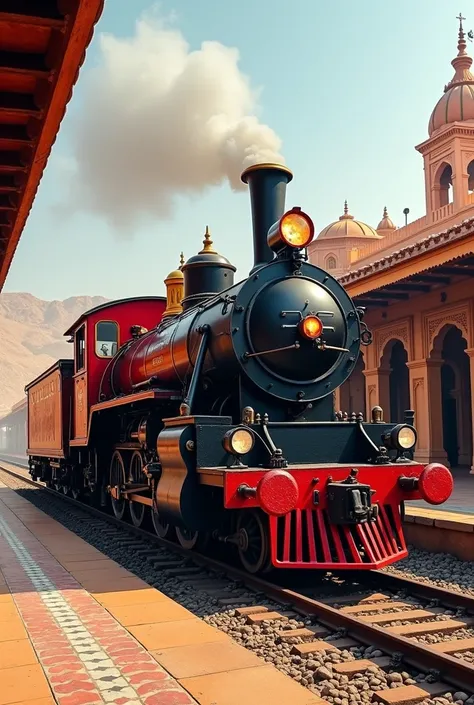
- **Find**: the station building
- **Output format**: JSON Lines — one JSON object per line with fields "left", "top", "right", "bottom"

{"left": 309, "top": 18, "right": 474, "bottom": 474}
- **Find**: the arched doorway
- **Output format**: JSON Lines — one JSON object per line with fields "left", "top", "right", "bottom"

{"left": 380, "top": 339, "right": 410, "bottom": 423}
{"left": 468, "top": 159, "right": 474, "bottom": 194}
{"left": 434, "top": 162, "right": 453, "bottom": 207}
{"left": 433, "top": 325, "right": 473, "bottom": 468}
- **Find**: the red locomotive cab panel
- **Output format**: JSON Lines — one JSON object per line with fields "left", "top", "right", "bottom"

{"left": 63, "top": 297, "right": 167, "bottom": 444}
{"left": 73, "top": 324, "right": 88, "bottom": 439}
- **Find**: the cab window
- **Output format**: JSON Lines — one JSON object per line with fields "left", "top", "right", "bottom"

{"left": 96, "top": 321, "right": 118, "bottom": 358}
{"left": 75, "top": 325, "right": 86, "bottom": 372}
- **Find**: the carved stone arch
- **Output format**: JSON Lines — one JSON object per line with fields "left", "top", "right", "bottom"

{"left": 431, "top": 321, "right": 469, "bottom": 358}
{"left": 426, "top": 306, "right": 472, "bottom": 357}
{"left": 432, "top": 159, "right": 453, "bottom": 182}
{"left": 432, "top": 160, "right": 453, "bottom": 207}
{"left": 462, "top": 150, "right": 474, "bottom": 171}
{"left": 466, "top": 155, "right": 474, "bottom": 191}
{"left": 375, "top": 319, "right": 412, "bottom": 365}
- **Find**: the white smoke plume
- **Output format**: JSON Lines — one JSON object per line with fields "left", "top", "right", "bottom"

{"left": 66, "top": 12, "right": 284, "bottom": 230}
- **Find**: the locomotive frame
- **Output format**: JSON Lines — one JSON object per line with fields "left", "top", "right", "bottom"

{"left": 25, "top": 163, "right": 454, "bottom": 574}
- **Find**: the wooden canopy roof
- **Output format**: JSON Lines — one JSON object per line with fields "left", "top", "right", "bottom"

{"left": 0, "top": 0, "right": 104, "bottom": 292}
{"left": 340, "top": 217, "right": 474, "bottom": 308}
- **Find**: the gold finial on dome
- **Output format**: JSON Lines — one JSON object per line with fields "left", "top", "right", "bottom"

{"left": 339, "top": 200, "right": 354, "bottom": 221}
{"left": 429, "top": 13, "right": 474, "bottom": 134}
{"left": 456, "top": 12, "right": 467, "bottom": 55}
{"left": 163, "top": 255, "right": 184, "bottom": 319}
{"left": 445, "top": 12, "right": 474, "bottom": 91}
{"left": 199, "top": 225, "right": 217, "bottom": 254}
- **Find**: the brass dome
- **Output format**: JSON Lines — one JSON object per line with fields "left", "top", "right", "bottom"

{"left": 318, "top": 201, "right": 381, "bottom": 240}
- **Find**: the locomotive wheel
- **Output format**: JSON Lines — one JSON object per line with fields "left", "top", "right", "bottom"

{"left": 129, "top": 451, "right": 146, "bottom": 528}
{"left": 110, "top": 450, "right": 127, "bottom": 520}
{"left": 237, "top": 511, "right": 272, "bottom": 574}
{"left": 151, "top": 509, "right": 172, "bottom": 539}
{"left": 175, "top": 526, "right": 209, "bottom": 552}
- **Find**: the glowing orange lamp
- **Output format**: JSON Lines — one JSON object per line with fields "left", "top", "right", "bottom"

{"left": 298, "top": 315, "right": 323, "bottom": 340}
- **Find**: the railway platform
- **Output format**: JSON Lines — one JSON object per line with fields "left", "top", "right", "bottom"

{"left": 404, "top": 468, "right": 474, "bottom": 561}
{"left": 0, "top": 479, "right": 326, "bottom": 705}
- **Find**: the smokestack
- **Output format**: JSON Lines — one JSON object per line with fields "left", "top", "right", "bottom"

{"left": 241, "top": 163, "right": 293, "bottom": 274}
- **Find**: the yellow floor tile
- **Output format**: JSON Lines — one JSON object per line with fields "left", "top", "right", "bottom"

{"left": 0, "top": 619, "right": 28, "bottom": 643}
{"left": 0, "top": 664, "right": 52, "bottom": 705}
{"left": 152, "top": 639, "right": 264, "bottom": 678}
{"left": 0, "top": 603, "right": 19, "bottom": 623}
{"left": 0, "top": 640, "right": 38, "bottom": 669}
{"left": 129, "top": 618, "right": 228, "bottom": 651}
{"left": 93, "top": 587, "right": 171, "bottom": 607}
{"left": 107, "top": 600, "right": 195, "bottom": 626}
{"left": 180, "top": 664, "right": 326, "bottom": 705}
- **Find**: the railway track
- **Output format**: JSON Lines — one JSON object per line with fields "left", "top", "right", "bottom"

{"left": 1, "top": 456, "right": 474, "bottom": 702}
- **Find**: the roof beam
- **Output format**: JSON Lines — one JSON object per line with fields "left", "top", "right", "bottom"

{"left": 0, "top": 51, "right": 50, "bottom": 75}
{"left": 436, "top": 266, "right": 474, "bottom": 276}
{"left": 0, "top": 92, "right": 41, "bottom": 117}
{"left": 384, "top": 282, "right": 431, "bottom": 292}
{"left": 0, "top": 12, "right": 65, "bottom": 29}
{"left": 0, "top": 194, "right": 15, "bottom": 210}
{"left": 0, "top": 174, "right": 23, "bottom": 193}
{"left": 412, "top": 274, "right": 451, "bottom": 285}
{"left": 354, "top": 299, "right": 389, "bottom": 307}
{"left": 363, "top": 291, "right": 409, "bottom": 300}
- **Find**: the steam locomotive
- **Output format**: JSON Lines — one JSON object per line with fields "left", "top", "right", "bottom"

{"left": 26, "top": 163, "right": 453, "bottom": 573}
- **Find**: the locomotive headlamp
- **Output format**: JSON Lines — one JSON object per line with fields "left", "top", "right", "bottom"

{"left": 223, "top": 427, "right": 255, "bottom": 456}
{"left": 267, "top": 207, "right": 315, "bottom": 252}
{"left": 384, "top": 424, "right": 417, "bottom": 452}
{"left": 298, "top": 315, "right": 323, "bottom": 340}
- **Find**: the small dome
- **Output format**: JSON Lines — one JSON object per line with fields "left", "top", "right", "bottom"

{"left": 181, "top": 227, "right": 236, "bottom": 311}
{"left": 165, "top": 253, "right": 185, "bottom": 280}
{"left": 376, "top": 207, "right": 396, "bottom": 232}
{"left": 318, "top": 201, "right": 381, "bottom": 240}
{"left": 166, "top": 269, "right": 183, "bottom": 279}
{"left": 429, "top": 18, "right": 474, "bottom": 136}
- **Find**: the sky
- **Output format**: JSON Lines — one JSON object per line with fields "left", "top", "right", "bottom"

{"left": 3, "top": 0, "right": 467, "bottom": 301}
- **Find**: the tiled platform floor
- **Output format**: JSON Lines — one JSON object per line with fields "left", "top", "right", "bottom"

{"left": 0, "top": 481, "right": 326, "bottom": 705}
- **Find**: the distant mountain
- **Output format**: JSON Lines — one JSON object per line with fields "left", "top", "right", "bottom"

{"left": 0, "top": 293, "right": 107, "bottom": 417}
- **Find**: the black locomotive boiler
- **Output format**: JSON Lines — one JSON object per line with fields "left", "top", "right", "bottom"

{"left": 26, "top": 163, "right": 454, "bottom": 573}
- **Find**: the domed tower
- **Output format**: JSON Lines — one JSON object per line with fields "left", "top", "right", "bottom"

{"left": 376, "top": 207, "right": 397, "bottom": 236}
{"left": 181, "top": 227, "right": 236, "bottom": 311}
{"left": 308, "top": 201, "right": 380, "bottom": 274}
{"left": 163, "top": 253, "right": 185, "bottom": 319}
{"left": 416, "top": 14, "right": 474, "bottom": 217}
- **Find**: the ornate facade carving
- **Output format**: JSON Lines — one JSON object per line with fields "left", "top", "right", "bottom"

{"left": 462, "top": 150, "right": 474, "bottom": 170}
{"left": 430, "top": 157, "right": 453, "bottom": 181}
{"left": 413, "top": 377, "right": 424, "bottom": 391}
{"left": 374, "top": 318, "right": 412, "bottom": 364}
{"left": 424, "top": 303, "right": 472, "bottom": 355}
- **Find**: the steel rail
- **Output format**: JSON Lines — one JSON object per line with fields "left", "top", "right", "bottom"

{"left": 1, "top": 458, "right": 474, "bottom": 691}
